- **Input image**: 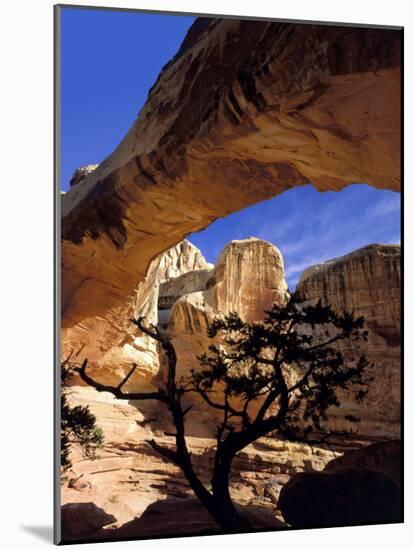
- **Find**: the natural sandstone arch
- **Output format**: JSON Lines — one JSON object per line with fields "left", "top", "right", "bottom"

{"left": 61, "top": 18, "right": 401, "bottom": 362}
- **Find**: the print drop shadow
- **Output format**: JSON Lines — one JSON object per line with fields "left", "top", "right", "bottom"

{"left": 20, "top": 525, "right": 53, "bottom": 543}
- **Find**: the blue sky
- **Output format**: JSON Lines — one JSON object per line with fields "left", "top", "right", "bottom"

{"left": 190, "top": 185, "right": 400, "bottom": 289}
{"left": 60, "top": 7, "right": 400, "bottom": 290}
{"left": 60, "top": 8, "right": 195, "bottom": 190}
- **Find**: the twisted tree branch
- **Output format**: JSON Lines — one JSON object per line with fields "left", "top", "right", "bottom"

{"left": 76, "top": 359, "right": 168, "bottom": 403}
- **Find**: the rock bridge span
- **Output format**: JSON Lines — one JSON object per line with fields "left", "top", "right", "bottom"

{"left": 61, "top": 18, "right": 401, "bottom": 360}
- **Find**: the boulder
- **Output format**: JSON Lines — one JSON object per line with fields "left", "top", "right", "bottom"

{"left": 69, "top": 164, "right": 99, "bottom": 187}
{"left": 68, "top": 474, "right": 92, "bottom": 492}
{"left": 324, "top": 439, "right": 401, "bottom": 487}
{"left": 92, "top": 497, "right": 285, "bottom": 540}
{"left": 61, "top": 502, "right": 116, "bottom": 540}
{"left": 278, "top": 466, "right": 401, "bottom": 528}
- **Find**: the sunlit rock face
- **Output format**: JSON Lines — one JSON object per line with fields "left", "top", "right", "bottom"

{"left": 157, "top": 240, "right": 211, "bottom": 281}
{"left": 69, "top": 164, "right": 99, "bottom": 188}
{"left": 165, "top": 238, "right": 289, "bottom": 418}
{"left": 169, "top": 237, "right": 289, "bottom": 331}
{"left": 162, "top": 241, "right": 401, "bottom": 439}
{"left": 158, "top": 268, "right": 214, "bottom": 327}
{"left": 296, "top": 244, "right": 401, "bottom": 438}
{"left": 64, "top": 234, "right": 400, "bottom": 440}
{"left": 63, "top": 240, "right": 210, "bottom": 390}
{"left": 210, "top": 238, "right": 290, "bottom": 321}
{"left": 61, "top": 19, "right": 401, "bottom": 364}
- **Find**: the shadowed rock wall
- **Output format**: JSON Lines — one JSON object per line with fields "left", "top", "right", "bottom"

{"left": 296, "top": 244, "right": 401, "bottom": 437}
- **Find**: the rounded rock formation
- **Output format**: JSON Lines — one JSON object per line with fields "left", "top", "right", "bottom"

{"left": 278, "top": 466, "right": 401, "bottom": 528}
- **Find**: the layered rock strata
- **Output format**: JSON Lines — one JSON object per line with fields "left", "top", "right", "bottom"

{"left": 162, "top": 238, "right": 289, "bottom": 420}
{"left": 296, "top": 244, "right": 401, "bottom": 438}
{"left": 64, "top": 237, "right": 400, "bottom": 439}
{"left": 158, "top": 268, "right": 213, "bottom": 312}
{"left": 158, "top": 240, "right": 401, "bottom": 439}
{"left": 62, "top": 387, "right": 388, "bottom": 539}
{"left": 168, "top": 238, "right": 288, "bottom": 369}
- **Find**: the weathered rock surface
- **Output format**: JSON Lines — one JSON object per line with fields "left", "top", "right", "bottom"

{"left": 157, "top": 239, "right": 210, "bottom": 282}
{"left": 167, "top": 238, "right": 289, "bottom": 417}
{"left": 59, "top": 18, "right": 401, "bottom": 538}
{"left": 69, "top": 164, "right": 99, "bottom": 188}
{"left": 158, "top": 267, "right": 213, "bottom": 312}
{"left": 61, "top": 20, "right": 401, "bottom": 365}
{"left": 61, "top": 386, "right": 344, "bottom": 538}
{"left": 63, "top": 238, "right": 400, "bottom": 441}
{"left": 63, "top": 240, "right": 209, "bottom": 390}
{"left": 278, "top": 466, "right": 401, "bottom": 528}
{"left": 278, "top": 439, "right": 402, "bottom": 528}
{"left": 208, "top": 238, "right": 289, "bottom": 321}
{"left": 297, "top": 244, "right": 400, "bottom": 335}
{"left": 169, "top": 237, "right": 289, "bottom": 325}
{"left": 62, "top": 387, "right": 392, "bottom": 539}
{"left": 93, "top": 497, "right": 285, "bottom": 540}
{"left": 296, "top": 244, "right": 401, "bottom": 438}
{"left": 61, "top": 502, "right": 117, "bottom": 540}
{"left": 324, "top": 439, "right": 401, "bottom": 487}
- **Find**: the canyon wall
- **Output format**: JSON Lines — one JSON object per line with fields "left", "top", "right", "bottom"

{"left": 168, "top": 238, "right": 287, "bottom": 345}
{"left": 65, "top": 233, "right": 401, "bottom": 439}
{"left": 61, "top": 19, "right": 401, "bottom": 365}
{"left": 296, "top": 244, "right": 401, "bottom": 437}
{"left": 157, "top": 239, "right": 400, "bottom": 439}
{"left": 158, "top": 240, "right": 401, "bottom": 438}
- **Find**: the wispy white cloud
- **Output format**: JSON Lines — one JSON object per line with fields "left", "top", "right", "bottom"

{"left": 364, "top": 194, "right": 400, "bottom": 219}
{"left": 190, "top": 185, "right": 400, "bottom": 291}
{"left": 277, "top": 192, "right": 400, "bottom": 288}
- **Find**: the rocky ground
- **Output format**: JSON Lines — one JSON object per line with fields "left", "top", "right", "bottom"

{"left": 60, "top": 237, "right": 401, "bottom": 542}
{"left": 61, "top": 386, "right": 379, "bottom": 541}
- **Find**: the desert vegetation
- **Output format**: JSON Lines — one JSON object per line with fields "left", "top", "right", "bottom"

{"left": 61, "top": 357, "right": 104, "bottom": 471}
{"left": 73, "top": 294, "right": 371, "bottom": 531}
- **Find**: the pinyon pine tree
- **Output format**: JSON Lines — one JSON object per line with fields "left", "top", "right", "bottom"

{"left": 76, "top": 293, "right": 372, "bottom": 531}
{"left": 61, "top": 357, "right": 104, "bottom": 471}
